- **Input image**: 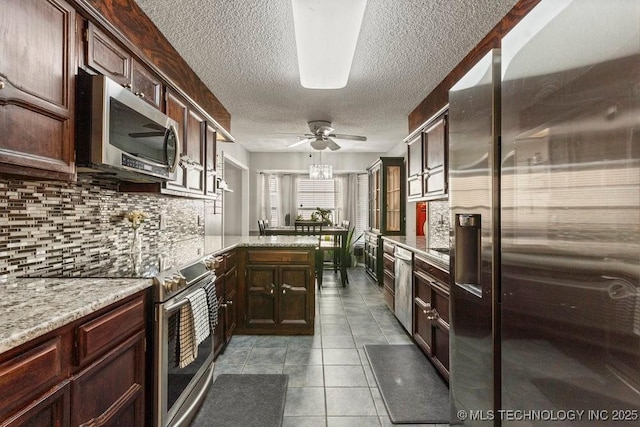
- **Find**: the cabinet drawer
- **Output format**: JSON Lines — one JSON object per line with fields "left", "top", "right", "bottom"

{"left": 414, "top": 255, "right": 449, "bottom": 285}
{"left": 214, "top": 256, "right": 226, "bottom": 276}
{"left": 246, "top": 250, "right": 310, "bottom": 264}
{"left": 75, "top": 296, "right": 145, "bottom": 366}
{"left": 383, "top": 242, "right": 395, "bottom": 256}
{"left": 383, "top": 253, "right": 395, "bottom": 274}
{"left": 0, "top": 337, "right": 63, "bottom": 419}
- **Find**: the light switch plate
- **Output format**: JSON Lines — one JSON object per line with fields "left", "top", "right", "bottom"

{"left": 159, "top": 214, "right": 166, "bottom": 230}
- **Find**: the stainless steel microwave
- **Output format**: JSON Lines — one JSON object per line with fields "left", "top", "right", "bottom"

{"left": 76, "top": 73, "right": 180, "bottom": 182}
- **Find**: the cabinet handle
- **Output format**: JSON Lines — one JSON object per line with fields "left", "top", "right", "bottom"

{"left": 220, "top": 303, "right": 228, "bottom": 308}
{"left": 135, "top": 91, "right": 145, "bottom": 98}
{"left": 423, "top": 309, "right": 427, "bottom": 314}
{"left": 0, "top": 82, "right": 5, "bottom": 90}
{"left": 282, "top": 289, "right": 286, "bottom": 294}
{"left": 227, "top": 301, "right": 233, "bottom": 305}
{"left": 122, "top": 83, "right": 132, "bottom": 88}
{"left": 270, "top": 289, "right": 274, "bottom": 294}
{"left": 426, "top": 309, "right": 439, "bottom": 321}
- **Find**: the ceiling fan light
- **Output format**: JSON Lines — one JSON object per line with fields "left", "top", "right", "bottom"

{"left": 310, "top": 138, "right": 329, "bottom": 150}
{"left": 292, "top": 0, "right": 368, "bottom": 89}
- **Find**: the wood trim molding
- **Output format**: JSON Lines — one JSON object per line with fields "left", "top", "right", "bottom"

{"left": 408, "top": 0, "right": 541, "bottom": 133}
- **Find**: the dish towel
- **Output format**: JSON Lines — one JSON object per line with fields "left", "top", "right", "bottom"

{"left": 203, "top": 280, "right": 219, "bottom": 329}
{"left": 178, "top": 300, "right": 197, "bottom": 368}
{"left": 187, "top": 288, "right": 211, "bottom": 346}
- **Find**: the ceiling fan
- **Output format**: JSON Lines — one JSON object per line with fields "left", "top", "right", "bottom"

{"left": 285, "top": 120, "right": 367, "bottom": 151}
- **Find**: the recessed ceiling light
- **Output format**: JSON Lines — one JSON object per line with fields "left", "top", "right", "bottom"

{"left": 292, "top": 0, "right": 368, "bottom": 89}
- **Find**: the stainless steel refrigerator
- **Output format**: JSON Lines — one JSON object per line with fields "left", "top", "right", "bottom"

{"left": 449, "top": 0, "right": 640, "bottom": 425}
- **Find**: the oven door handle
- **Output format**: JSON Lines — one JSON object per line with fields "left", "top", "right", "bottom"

{"left": 164, "top": 297, "right": 192, "bottom": 315}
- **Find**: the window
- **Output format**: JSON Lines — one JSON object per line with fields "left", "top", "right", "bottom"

{"left": 269, "top": 175, "right": 279, "bottom": 226}
{"left": 297, "top": 178, "right": 340, "bottom": 222}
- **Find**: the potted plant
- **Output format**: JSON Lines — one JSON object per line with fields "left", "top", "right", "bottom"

{"left": 313, "top": 207, "right": 333, "bottom": 225}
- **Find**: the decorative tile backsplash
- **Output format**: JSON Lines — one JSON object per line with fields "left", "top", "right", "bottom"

{"left": 427, "top": 200, "right": 451, "bottom": 249}
{"left": 0, "top": 176, "right": 208, "bottom": 281}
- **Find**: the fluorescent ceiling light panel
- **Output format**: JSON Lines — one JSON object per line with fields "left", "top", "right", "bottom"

{"left": 292, "top": 0, "right": 368, "bottom": 89}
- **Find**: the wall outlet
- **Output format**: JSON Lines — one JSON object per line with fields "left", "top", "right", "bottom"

{"left": 197, "top": 215, "right": 203, "bottom": 226}
{"left": 159, "top": 214, "right": 166, "bottom": 230}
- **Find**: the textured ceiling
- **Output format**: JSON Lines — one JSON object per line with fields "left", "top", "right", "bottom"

{"left": 133, "top": 0, "right": 519, "bottom": 152}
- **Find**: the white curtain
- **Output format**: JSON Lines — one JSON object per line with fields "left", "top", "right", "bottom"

{"left": 338, "top": 173, "right": 357, "bottom": 227}
{"left": 258, "top": 173, "right": 272, "bottom": 223}
{"left": 275, "top": 174, "right": 285, "bottom": 226}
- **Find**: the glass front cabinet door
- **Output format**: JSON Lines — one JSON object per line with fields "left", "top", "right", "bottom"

{"left": 367, "top": 157, "right": 406, "bottom": 236}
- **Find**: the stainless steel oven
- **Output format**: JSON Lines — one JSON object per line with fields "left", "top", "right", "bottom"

{"left": 153, "top": 257, "right": 218, "bottom": 427}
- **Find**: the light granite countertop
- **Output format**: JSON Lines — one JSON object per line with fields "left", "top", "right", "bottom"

{"left": 0, "top": 235, "right": 318, "bottom": 356}
{"left": 381, "top": 235, "right": 450, "bottom": 272}
{"left": 205, "top": 235, "right": 319, "bottom": 255}
{"left": 0, "top": 278, "right": 151, "bottom": 354}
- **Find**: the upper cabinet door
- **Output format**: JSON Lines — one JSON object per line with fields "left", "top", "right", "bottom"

{"left": 86, "top": 23, "right": 131, "bottom": 86}
{"left": 407, "top": 134, "right": 424, "bottom": 201}
{"left": 423, "top": 113, "right": 448, "bottom": 199}
{"left": 86, "top": 22, "right": 163, "bottom": 110}
{"left": 165, "top": 89, "right": 189, "bottom": 192}
{"left": 0, "top": 0, "right": 76, "bottom": 180}
{"left": 205, "top": 123, "right": 218, "bottom": 196}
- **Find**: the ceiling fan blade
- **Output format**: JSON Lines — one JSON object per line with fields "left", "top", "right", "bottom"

{"left": 310, "top": 138, "right": 329, "bottom": 150}
{"left": 275, "top": 133, "right": 314, "bottom": 136}
{"left": 327, "top": 138, "right": 341, "bottom": 151}
{"left": 330, "top": 134, "right": 367, "bottom": 141}
{"left": 128, "top": 131, "right": 166, "bottom": 138}
{"left": 316, "top": 125, "right": 335, "bottom": 136}
{"left": 287, "top": 137, "right": 315, "bottom": 148}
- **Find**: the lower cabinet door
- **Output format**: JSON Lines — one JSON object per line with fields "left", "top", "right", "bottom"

{"left": 70, "top": 331, "right": 145, "bottom": 427}
{"left": 279, "top": 266, "right": 311, "bottom": 328}
{"left": 245, "top": 266, "right": 278, "bottom": 328}
{"left": 212, "top": 276, "right": 226, "bottom": 358}
{"left": 1, "top": 381, "right": 70, "bottom": 427}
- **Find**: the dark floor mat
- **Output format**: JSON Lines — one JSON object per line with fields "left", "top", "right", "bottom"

{"left": 191, "top": 374, "right": 288, "bottom": 427}
{"left": 364, "top": 344, "right": 449, "bottom": 424}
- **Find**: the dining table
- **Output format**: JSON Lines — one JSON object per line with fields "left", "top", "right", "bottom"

{"left": 264, "top": 225, "right": 349, "bottom": 287}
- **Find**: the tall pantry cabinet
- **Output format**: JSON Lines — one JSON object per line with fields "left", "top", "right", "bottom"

{"left": 364, "top": 157, "right": 405, "bottom": 282}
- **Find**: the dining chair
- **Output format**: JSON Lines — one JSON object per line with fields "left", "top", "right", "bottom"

{"left": 295, "top": 221, "right": 322, "bottom": 234}
{"left": 258, "top": 219, "right": 265, "bottom": 236}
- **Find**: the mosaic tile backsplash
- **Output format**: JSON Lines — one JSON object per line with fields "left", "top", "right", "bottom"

{"left": 427, "top": 199, "right": 451, "bottom": 249}
{"left": 0, "top": 177, "right": 209, "bottom": 281}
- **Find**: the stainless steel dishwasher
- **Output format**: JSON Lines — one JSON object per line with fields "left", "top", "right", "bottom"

{"left": 394, "top": 246, "right": 413, "bottom": 333}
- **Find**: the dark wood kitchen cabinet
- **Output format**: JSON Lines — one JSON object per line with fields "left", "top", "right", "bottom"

{"left": 213, "top": 250, "right": 237, "bottom": 358}
{"left": 0, "top": 0, "right": 76, "bottom": 181}
{"left": 0, "top": 292, "right": 148, "bottom": 426}
{"left": 405, "top": 110, "right": 448, "bottom": 201}
{"left": 85, "top": 22, "right": 163, "bottom": 110}
{"left": 413, "top": 255, "right": 450, "bottom": 381}
{"left": 368, "top": 157, "right": 405, "bottom": 236}
{"left": 164, "top": 89, "right": 206, "bottom": 196}
{"left": 237, "top": 248, "right": 315, "bottom": 335}
{"left": 364, "top": 231, "right": 379, "bottom": 282}
{"left": 205, "top": 123, "right": 218, "bottom": 196}
{"left": 407, "top": 133, "right": 424, "bottom": 201}
{"left": 382, "top": 241, "right": 396, "bottom": 312}
{"left": 366, "top": 157, "right": 405, "bottom": 283}
{"left": 423, "top": 113, "right": 448, "bottom": 199}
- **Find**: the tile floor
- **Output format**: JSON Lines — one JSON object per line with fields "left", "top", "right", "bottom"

{"left": 211, "top": 267, "right": 449, "bottom": 427}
